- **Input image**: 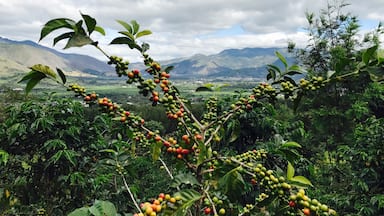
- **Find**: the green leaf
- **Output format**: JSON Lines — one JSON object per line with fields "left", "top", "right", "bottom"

{"left": 370, "top": 194, "right": 384, "bottom": 209}
{"left": 81, "top": 13, "right": 96, "bottom": 34}
{"left": 327, "top": 70, "right": 336, "bottom": 79}
{"left": 267, "top": 64, "right": 282, "bottom": 77}
{"left": 171, "top": 173, "right": 200, "bottom": 188}
{"left": 256, "top": 194, "right": 278, "bottom": 207}
{"left": 366, "top": 67, "right": 384, "bottom": 82}
{"left": 18, "top": 70, "right": 43, "bottom": 83}
{"left": 218, "top": 167, "right": 246, "bottom": 198}
{"left": 119, "top": 31, "right": 135, "bottom": 42}
{"left": 287, "top": 162, "right": 295, "bottom": 180}
{"left": 94, "top": 26, "right": 106, "bottom": 36}
{"left": 43, "top": 139, "right": 67, "bottom": 152}
{"left": 40, "top": 18, "right": 76, "bottom": 41}
{"left": 63, "top": 149, "right": 78, "bottom": 166}
{"left": 164, "top": 65, "right": 174, "bottom": 73}
{"left": 287, "top": 64, "right": 302, "bottom": 72}
{"left": 281, "top": 141, "right": 302, "bottom": 148}
{"left": 25, "top": 72, "right": 47, "bottom": 94}
{"left": 64, "top": 34, "right": 94, "bottom": 49}
{"left": 30, "top": 64, "right": 57, "bottom": 79}
{"left": 130, "top": 20, "right": 140, "bottom": 35}
{"left": 267, "top": 67, "right": 276, "bottom": 81}
{"left": 283, "top": 76, "right": 297, "bottom": 87}
{"left": 286, "top": 70, "right": 303, "bottom": 76}
{"left": 290, "top": 176, "right": 313, "bottom": 186}
{"left": 110, "top": 37, "right": 138, "bottom": 49}
{"left": 116, "top": 20, "right": 133, "bottom": 33}
{"left": 136, "top": 30, "right": 152, "bottom": 38}
{"left": 172, "top": 189, "right": 202, "bottom": 216}
{"left": 151, "top": 140, "right": 162, "bottom": 161}
{"left": 228, "top": 120, "right": 240, "bottom": 143}
{"left": 0, "top": 150, "right": 9, "bottom": 165}
{"left": 74, "top": 20, "right": 86, "bottom": 34}
{"left": 68, "top": 207, "right": 91, "bottom": 216}
{"left": 377, "top": 49, "right": 384, "bottom": 64}
{"left": 56, "top": 68, "right": 66, "bottom": 84}
{"left": 49, "top": 150, "right": 63, "bottom": 165}
{"left": 197, "top": 141, "right": 207, "bottom": 165}
{"left": 277, "top": 148, "right": 302, "bottom": 164}
{"left": 21, "top": 161, "right": 31, "bottom": 170}
{"left": 53, "top": 32, "right": 73, "bottom": 46}
{"left": 362, "top": 45, "right": 378, "bottom": 65}
{"left": 89, "top": 200, "right": 117, "bottom": 216}
{"left": 276, "top": 51, "right": 288, "bottom": 69}
{"left": 100, "top": 149, "right": 118, "bottom": 155}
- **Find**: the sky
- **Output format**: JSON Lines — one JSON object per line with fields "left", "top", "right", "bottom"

{"left": 0, "top": 0, "right": 383, "bottom": 62}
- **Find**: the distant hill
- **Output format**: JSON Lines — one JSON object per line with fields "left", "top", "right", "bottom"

{"left": 154, "top": 47, "right": 295, "bottom": 80}
{"left": 0, "top": 36, "right": 295, "bottom": 83}
{"left": 0, "top": 37, "right": 114, "bottom": 81}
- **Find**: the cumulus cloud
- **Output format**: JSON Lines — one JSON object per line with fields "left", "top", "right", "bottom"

{"left": 0, "top": 0, "right": 383, "bottom": 62}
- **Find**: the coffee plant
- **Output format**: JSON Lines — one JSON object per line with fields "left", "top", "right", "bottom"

{"left": 7, "top": 10, "right": 383, "bottom": 215}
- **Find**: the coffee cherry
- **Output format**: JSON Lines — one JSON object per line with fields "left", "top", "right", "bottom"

{"left": 204, "top": 207, "right": 211, "bottom": 215}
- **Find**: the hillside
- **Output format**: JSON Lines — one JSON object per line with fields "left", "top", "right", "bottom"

{"left": 0, "top": 37, "right": 295, "bottom": 83}
{"left": 156, "top": 47, "right": 294, "bottom": 80}
{"left": 0, "top": 37, "right": 114, "bottom": 82}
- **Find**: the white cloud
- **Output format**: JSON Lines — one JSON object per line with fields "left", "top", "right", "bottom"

{"left": 0, "top": 0, "right": 383, "bottom": 62}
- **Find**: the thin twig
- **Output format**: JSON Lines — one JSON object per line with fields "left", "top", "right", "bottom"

{"left": 159, "top": 157, "right": 174, "bottom": 179}
{"left": 121, "top": 174, "right": 143, "bottom": 214}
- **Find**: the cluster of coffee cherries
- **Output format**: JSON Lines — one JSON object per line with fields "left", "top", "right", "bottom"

{"left": 252, "top": 82, "right": 277, "bottom": 99}
{"left": 249, "top": 163, "right": 292, "bottom": 199}
{"left": 137, "top": 79, "right": 157, "bottom": 97}
{"left": 280, "top": 80, "right": 296, "bottom": 98}
{"left": 161, "top": 95, "right": 185, "bottom": 120}
{"left": 288, "top": 189, "right": 337, "bottom": 216}
{"left": 239, "top": 204, "right": 256, "bottom": 215}
{"left": 224, "top": 150, "right": 337, "bottom": 215}
{"left": 233, "top": 149, "right": 268, "bottom": 163}
{"left": 229, "top": 94, "right": 258, "bottom": 117}
{"left": 231, "top": 150, "right": 338, "bottom": 216}
{"left": 163, "top": 134, "right": 201, "bottom": 159}
{"left": 202, "top": 196, "right": 226, "bottom": 215}
{"left": 133, "top": 193, "right": 183, "bottom": 216}
{"left": 107, "top": 55, "right": 130, "bottom": 77}
{"left": 299, "top": 76, "right": 325, "bottom": 90}
{"left": 67, "top": 83, "right": 86, "bottom": 96}
{"left": 201, "top": 97, "right": 218, "bottom": 124}
{"left": 96, "top": 96, "right": 145, "bottom": 126}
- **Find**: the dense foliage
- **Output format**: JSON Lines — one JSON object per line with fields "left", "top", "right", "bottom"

{"left": 1, "top": 2, "right": 383, "bottom": 216}
{"left": 287, "top": 2, "right": 384, "bottom": 215}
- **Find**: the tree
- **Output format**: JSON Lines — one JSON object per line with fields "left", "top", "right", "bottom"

{"left": 287, "top": 1, "right": 384, "bottom": 215}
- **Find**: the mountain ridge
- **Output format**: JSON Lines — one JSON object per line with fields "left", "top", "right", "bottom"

{"left": 0, "top": 36, "right": 294, "bottom": 82}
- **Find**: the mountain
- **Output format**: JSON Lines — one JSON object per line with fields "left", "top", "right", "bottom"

{"left": 0, "top": 36, "right": 295, "bottom": 82}
{"left": 0, "top": 37, "right": 114, "bottom": 81}
{"left": 154, "top": 47, "right": 294, "bottom": 80}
